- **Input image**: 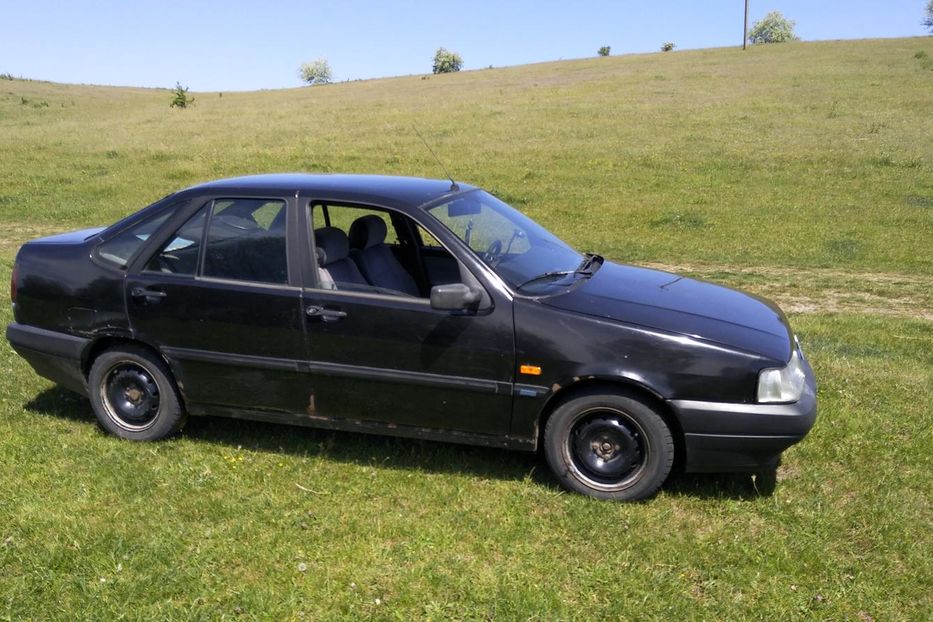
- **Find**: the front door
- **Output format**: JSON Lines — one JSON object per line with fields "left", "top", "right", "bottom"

{"left": 299, "top": 200, "right": 515, "bottom": 436}
{"left": 126, "top": 195, "right": 310, "bottom": 415}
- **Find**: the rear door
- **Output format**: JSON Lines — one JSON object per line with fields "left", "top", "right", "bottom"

{"left": 125, "top": 194, "right": 311, "bottom": 415}
{"left": 298, "top": 199, "right": 516, "bottom": 436}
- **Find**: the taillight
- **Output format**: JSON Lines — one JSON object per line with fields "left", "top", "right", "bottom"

{"left": 10, "top": 261, "right": 17, "bottom": 304}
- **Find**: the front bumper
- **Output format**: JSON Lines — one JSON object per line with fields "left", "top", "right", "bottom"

{"left": 670, "top": 357, "right": 817, "bottom": 472}
{"left": 6, "top": 323, "right": 90, "bottom": 396}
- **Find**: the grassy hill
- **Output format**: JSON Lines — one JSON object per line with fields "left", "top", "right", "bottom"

{"left": 1, "top": 38, "right": 931, "bottom": 620}
{"left": 3, "top": 38, "right": 932, "bottom": 274}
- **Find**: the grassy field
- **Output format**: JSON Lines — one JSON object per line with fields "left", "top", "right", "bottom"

{"left": 1, "top": 37, "right": 932, "bottom": 620}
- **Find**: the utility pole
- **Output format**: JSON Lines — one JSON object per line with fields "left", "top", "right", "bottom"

{"left": 743, "top": 0, "right": 749, "bottom": 50}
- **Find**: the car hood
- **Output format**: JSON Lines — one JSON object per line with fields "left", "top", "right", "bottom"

{"left": 28, "top": 227, "right": 106, "bottom": 245}
{"left": 542, "top": 261, "right": 792, "bottom": 362}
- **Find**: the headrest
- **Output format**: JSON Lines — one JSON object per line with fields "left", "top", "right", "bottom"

{"left": 314, "top": 227, "right": 349, "bottom": 264}
{"left": 348, "top": 215, "right": 388, "bottom": 250}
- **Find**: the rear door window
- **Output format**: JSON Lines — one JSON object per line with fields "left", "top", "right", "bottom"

{"left": 203, "top": 198, "right": 288, "bottom": 284}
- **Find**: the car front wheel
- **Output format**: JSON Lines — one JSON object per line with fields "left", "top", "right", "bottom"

{"left": 88, "top": 345, "right": 187, "bottom": 441}
{"left": 544, "top": 389, "right": 674, "bottom": 501}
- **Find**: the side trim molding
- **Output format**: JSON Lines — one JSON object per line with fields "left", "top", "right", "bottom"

{"left": 162, "top": 346, "right": 512, "bottom": 395}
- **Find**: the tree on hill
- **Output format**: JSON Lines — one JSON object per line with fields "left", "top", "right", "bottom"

{"left": 299, "top": 59, "right": 332, "bottom": 86}
{"left": 748, "top": 11, "right": 799, "bottom": 44}
{"left": 597, "top": 46, "right": 611, "bottom": 57}
{"left": 924, "top": 1, "right": 933, "bottom": 33}
{"left": 432, "top": 48, "right": 463, "bottom": 74}
{"left": 170, "top": 82, "right": 194, "bottom": 108}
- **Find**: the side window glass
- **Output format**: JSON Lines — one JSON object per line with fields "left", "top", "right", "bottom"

{"left": 203, "top": 199, "right": 288, "bottom": 284}
{"left": 96, "top": 209, "right": 173, "bottom": 269}
{"left": 144, "top": 206, "right": 207, "bottom": 275}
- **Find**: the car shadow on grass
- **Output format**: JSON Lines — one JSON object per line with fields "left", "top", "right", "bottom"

{"left": 25, "top": 386, "right": 768, "bottom": 501}
{"left": 24, "top": 385, "right": 95, "bottom": 423}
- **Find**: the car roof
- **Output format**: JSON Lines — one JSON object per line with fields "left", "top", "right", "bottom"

{"left": 181, "top": 173, "right": 477, "bottom": 209}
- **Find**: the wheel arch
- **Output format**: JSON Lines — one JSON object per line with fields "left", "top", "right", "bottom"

{"left": 534, "top": 377, "right": 686, "bottom": 473}
{"left": 80, "top": 337, "right": 187, "bottom": 407}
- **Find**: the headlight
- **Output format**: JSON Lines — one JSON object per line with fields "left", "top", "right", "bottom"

{"left": 757, "top": 349, "right": 806, "bottom": 403}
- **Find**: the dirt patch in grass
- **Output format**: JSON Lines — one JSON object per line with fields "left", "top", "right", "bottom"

{"left": 641, "top": 261, "right": 933, "bottom": 321}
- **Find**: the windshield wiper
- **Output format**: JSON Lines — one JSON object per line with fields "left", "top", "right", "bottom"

{"left": 516, "top": 253, "right": 602, "bottom": 290}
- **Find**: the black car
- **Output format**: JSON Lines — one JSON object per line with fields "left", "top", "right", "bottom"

{"left": 7, "top": 174, "right": 816, "bottom": 500}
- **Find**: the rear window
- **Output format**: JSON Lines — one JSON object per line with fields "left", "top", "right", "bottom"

{"left": 96, "top": 209, "right": 173, "bottom": 269}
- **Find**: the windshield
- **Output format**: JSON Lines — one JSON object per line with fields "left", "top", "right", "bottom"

{"left": 426, "top": 190, "right": 586, "bottom": 291}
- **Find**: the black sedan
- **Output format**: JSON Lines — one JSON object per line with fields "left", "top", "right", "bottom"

{"left": 7, "top": 174, "right": 816, "bottom": 500}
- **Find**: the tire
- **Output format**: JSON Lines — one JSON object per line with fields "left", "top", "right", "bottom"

{"left": 88, "top": 344, "right": 187, "bottom": 441}
{"left": 544, "top": 389, "right": 674, "bottom": 501}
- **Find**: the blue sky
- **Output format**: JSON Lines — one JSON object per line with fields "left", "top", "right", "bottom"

{"left": 2, "top": 1, "right": 929, "bottom": 91}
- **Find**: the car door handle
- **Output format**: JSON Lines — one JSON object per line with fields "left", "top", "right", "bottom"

{"left": 130, "top": 286, "right": 167, "bottom": 301}
{"left": 306, "top": 305, "right": 347, "bottom": 322}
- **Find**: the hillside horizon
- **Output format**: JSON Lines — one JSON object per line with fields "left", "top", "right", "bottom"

{"left": 3, "top": 35, "right": 931, "bottom": 93}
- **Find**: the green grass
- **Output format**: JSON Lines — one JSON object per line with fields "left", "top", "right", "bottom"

{"left": 2, "top": 314, "right": 930, "bottom": 620}
{"left": 1, "top": 38, "right": 932, "bottom": 620}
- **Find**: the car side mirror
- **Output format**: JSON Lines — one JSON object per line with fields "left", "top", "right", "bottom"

{"left": 430, "top": 283, "right": 482, "bottom": 312}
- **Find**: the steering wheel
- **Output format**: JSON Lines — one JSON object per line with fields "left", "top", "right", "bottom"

{"left": 483, "top": 240, "right": 503, "bottom": 264}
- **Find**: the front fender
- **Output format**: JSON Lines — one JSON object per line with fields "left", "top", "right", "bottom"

{"left": 510, "top": 299, "right": 768, "bottom": 442}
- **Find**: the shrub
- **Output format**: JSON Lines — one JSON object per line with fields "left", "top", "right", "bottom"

{"left": 661, "top": 42, "right": 675, "bottom": 52}
{"left": 432, "top": 48, "right": 463, "bottom": 74}
{"left": 597, "top": 46, "right": 611, "bottom": 57}
{"left": 170, "top": 82, "right": 194, "bottom": 109}
{"left": 20, "top": 97, "right": 48, "bottom": 108}
{"left": 748, "top": 11, "right": 799, "bottom": 44}
{"left": 298, "top": 59, "right": 332, "bottom": 86}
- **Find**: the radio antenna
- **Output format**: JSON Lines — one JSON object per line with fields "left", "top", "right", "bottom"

{"left": 413, "top": 126, "right": 459, "bottom": 192}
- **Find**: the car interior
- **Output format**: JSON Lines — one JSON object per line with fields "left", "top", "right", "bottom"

{"left": 139, "top": 199, "right": 467, "bottom": 298}
{"left": 312, "top": 204, "right": 462, "bottom": 298}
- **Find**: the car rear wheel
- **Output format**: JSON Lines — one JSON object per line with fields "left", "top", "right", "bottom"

{"left": 544, "top": 389, "right": 674, "bottom": 501}
{"left": 88, "top": 345, "right": 187, "bottom": 441}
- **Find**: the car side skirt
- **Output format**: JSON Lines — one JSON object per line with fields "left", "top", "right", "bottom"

{"left": 200, "top": 405, "right": 536, "bottom": 451}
